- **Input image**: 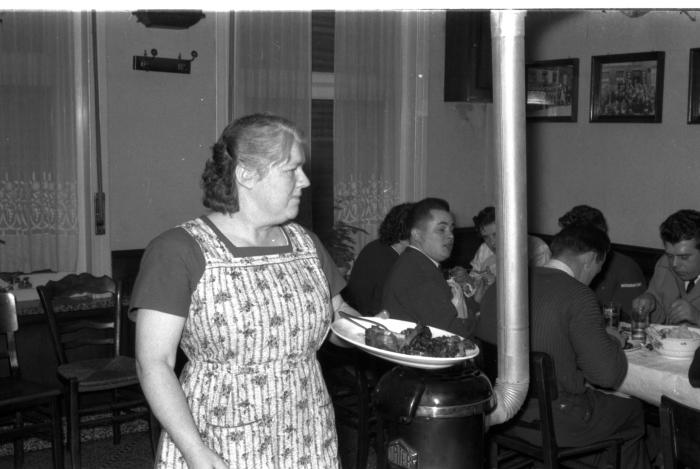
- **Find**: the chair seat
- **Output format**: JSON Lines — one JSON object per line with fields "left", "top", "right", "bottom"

{"left": 57, "top": 355, "right": 140, "bottom": 392}
{"left": 0, "top": 377, "right": 61, "bottom": 408}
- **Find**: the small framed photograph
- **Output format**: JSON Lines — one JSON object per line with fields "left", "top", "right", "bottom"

{"left": 526, "top": 58, "right": 579, "bottom": 122}
{"left": 688, "top": 48, "right": 700, "bottom": 124}
{"left": 590, "top": 51, "right": 665, "bottom": 123}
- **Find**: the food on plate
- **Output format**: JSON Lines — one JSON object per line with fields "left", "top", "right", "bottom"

{"left": 658, "top": 324, "right": 700, "bottom": 340}
{"left": 364, "top": 324, "right": 475, "bottom": 358}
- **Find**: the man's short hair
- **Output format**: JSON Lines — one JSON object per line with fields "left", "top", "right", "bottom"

{"left": 408, "top": 198, "right": 450, "bottom": 230}
{"left": 550, "top": 225, "right": 611, "bottom": 262}
{"left": 473, "top": 206, "right": 496, "bottom": 231}
{"left": 660, "top": 209, "right": 700, "bottom": 247}
{"left": 558, "top": 205, "right": 608, "bottom": 233}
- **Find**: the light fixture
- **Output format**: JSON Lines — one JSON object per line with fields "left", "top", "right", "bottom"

{"left": 133, "top": 10, "right": 205, "bottom": 29}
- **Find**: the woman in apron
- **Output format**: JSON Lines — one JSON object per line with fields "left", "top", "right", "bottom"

{"left": 132, "top": 114, "right": 355, "bottom": 468}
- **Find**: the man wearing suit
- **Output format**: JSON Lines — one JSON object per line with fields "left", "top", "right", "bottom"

{"left": 382, "top": 197, "right": 473, "bottom": 338}
{"left": 633, "top": 209, "right": 700, "bottom": 325}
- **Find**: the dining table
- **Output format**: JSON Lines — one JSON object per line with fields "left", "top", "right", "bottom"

{"left": 617, "top": 325, "right": 700, "bottom": 411}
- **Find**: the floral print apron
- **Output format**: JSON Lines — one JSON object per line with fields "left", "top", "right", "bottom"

{"left": 155, "top": 219, "right": 339, "bottom": 468}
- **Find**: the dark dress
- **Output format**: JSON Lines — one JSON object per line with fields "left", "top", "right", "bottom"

{"left": 342, "top": 239, "right": 398, "bottom": 316}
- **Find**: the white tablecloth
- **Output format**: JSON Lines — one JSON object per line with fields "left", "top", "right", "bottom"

{"left": 618, "top": 346, "right": 700, "bottom": 410}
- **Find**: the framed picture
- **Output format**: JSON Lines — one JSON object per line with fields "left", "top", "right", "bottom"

{"left": 590, "top": 51, "right": 665, "bottom": 123}
{"left": 688, "top": 48, "right": 700, "bottom": 124}
{"left": 526, "top": 58, "right": 579, "bottom": 122}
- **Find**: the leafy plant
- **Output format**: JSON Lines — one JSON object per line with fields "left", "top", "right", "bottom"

{"left": 324, "top": 220, "right": 367, "bottom": 274}
{"left": 320, "top": 197, "right": 368, "bottom": 276}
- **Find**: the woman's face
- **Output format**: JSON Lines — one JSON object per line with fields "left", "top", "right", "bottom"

{"left": 252, "top": 142, "right": 310, "bottom": 223}
{"left": 480, "top": 222, "right": 497, "bottom": 252}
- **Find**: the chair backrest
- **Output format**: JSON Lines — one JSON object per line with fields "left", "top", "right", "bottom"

{"left": 530, "top": 351, "right": 560, "bottom": 468}
{"left": 0, "top": 292, "right": 20, "bottom": 378}
{"left": 37, "top": 273, "right": 122, "bottom": 365}
{"left": 660, "top": 395, "right": 700, "bottom": 469}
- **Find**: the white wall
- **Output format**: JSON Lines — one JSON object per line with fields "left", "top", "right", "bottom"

{"left": 105, "top": 10, "right": 700, "bottom": 251}
{"left": 425, "top": 12, "right": 495, "bottom": 228}
{"left": 104, "top": 11, "right": 220, "bottom": 250}
{"left": 423, "top": 10, "right": 700, "bottom": 248}
{"left": 525, "top": 10, "right": 700, "bottom": 247}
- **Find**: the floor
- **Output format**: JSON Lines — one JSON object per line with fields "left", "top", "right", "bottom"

{"left": 0, "top": 423, "right": 376, "bottom": 469}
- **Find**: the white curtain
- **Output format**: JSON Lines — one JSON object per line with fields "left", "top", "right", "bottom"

{"left": 334, "top": 11, "right": 429, "bottom": 251}
{"left": 231, "top": 11, "right": 311, "bottom": 132}
{"left": 0, "top": 12, "right": 82, "bottom": 273}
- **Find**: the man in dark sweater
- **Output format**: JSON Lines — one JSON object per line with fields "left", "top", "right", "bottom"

{"left": 481, "top": 225, "right": 650, "bottom": 469}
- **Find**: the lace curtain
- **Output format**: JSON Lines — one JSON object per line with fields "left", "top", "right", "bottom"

{"left": 231, "top": 11, "right": 311, "bottom": 133}
{"left": 334, "top": 11, "right": 428, "bottom": 251}
{"left": 0, "top": 12, "right": 80, "bottom": 273}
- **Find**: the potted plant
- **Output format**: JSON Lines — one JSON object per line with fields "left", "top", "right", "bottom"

{"left": 321, "top": 197, "right": 367, "bottom": 278}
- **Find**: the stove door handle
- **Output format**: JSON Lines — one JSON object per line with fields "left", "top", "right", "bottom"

{"left": 399, "top": 382, "right": 426, "bottom": 424}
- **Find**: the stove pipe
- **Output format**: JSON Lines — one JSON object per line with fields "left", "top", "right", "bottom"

{"left": 486, "top": 10, "right": 530, "bottom": 427}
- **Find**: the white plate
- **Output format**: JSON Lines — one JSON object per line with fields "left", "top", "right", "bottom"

{"left": 330, "top": 317, "right": 479, "bottom": 370}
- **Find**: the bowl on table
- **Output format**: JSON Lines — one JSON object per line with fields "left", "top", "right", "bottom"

{"left": 647, "top": 324, "right": 700, "bottom": 359}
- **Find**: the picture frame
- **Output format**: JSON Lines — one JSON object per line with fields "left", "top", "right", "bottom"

{"left": 590, "top": 51, "right": 665, "bottom": 123}
{"left": 526, "top": 58, "right": 579, "bottom": 122}
{"left": 688, "top": 48, "right": 700, "bottom": 124}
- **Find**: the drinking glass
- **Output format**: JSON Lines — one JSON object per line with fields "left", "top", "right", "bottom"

{"left": 630, "top": 307, "right": 649, "bottom": 341}
{"left": 603, "top": 302, "right": 621, "bottom": 329}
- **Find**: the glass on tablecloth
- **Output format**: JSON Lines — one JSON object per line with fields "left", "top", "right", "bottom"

{"left": 630, "top": 307, "right": 649, "bottom": 341}
{"left": 603, "top": 302, "right": 621, "bottom": 329}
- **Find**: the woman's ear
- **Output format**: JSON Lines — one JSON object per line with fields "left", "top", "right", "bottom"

{"left": 235, "top": 165, "right": 256, "bottom": 189}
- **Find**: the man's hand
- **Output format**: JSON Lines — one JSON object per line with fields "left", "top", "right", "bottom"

{"left": 631, "top": 292, "right": 655, "bottom": 315}
{"left": 669, "top": 298, "right": 700, "bottom": 325}
{"left": 448, "top": 279, "right": 469, "bottom": 319}
{"left": 605, "top": 326, "right": 625, "bottom": 346}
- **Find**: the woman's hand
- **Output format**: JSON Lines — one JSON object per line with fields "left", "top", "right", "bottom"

{"left": 184, "top": 446, "right": 229, "bottom": 469}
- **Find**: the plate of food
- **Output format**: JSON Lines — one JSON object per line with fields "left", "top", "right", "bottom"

{"left": 623, "top": 340, "right": 642, "bottom": 353}
{"left": 647, "top": 324, "right": 700, "bottom": 359}
{"left": 330, "top": 316, "right": 479, "bottom": 369}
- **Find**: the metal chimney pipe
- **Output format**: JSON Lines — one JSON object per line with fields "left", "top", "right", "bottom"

{"left": 486, "top": 9, "right": 530, "bottom": 427}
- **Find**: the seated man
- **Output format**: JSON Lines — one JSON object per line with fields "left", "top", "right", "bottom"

{"left": 558, "top": 205, "right": 646, "bottom": 320}
{"left": 468, "top": 206, "right": 550, "bottom": 302}
{"left": 381, "top": 197, "right": 473, "bottom": 338}
{"left": 633, "top": 209, "right": 700, "bottom": 325}
{"left": 481, "top": 225, "right": 649, "bottom": 469}
{"left": 342, "top": 202, "right": 413, "bottom": 315}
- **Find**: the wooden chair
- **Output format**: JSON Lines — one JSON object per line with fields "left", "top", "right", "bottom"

{"left": 37, "top": 273, "right": 158, "bottom": 469}
{"left": 0, "top": 291, "right": 64, "bottom": 469}
{"left": 489, "top": 352, "right": 622, "bottom": 469}
{"left": 659, "top": 395, "right": 700, "bottom": 469}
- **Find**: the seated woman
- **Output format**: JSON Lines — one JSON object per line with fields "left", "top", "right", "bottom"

{"left": 461, "top": 206, "right": 551, "bottom": 302}
{"left": 342, "top": 202, "right": 413, "bottom": 315}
